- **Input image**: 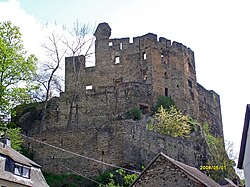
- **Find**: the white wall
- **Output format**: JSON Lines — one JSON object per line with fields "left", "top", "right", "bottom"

{"left": 243, "top": 121, "right": 250, "bottom": 187}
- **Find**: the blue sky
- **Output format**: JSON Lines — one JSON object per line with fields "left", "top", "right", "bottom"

{"left": 1, "top": 0, "right": 250, "bottom": 172}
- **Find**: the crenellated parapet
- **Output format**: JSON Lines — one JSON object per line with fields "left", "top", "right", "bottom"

{"left": 62, "top": 22, "right": 223, "bottom": 137}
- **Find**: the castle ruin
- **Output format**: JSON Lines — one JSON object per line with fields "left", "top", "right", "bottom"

{"left": 57, "top": 22, "right": 223, "bottom": 137}
{"left": 20, "top": 23, "right": 224, "bottom": 176}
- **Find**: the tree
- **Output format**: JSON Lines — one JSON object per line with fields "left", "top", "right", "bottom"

{"left": 0, "top": 21, "right": 37, "bottom": 122}
{"left": 35, "top": 29, "right": 66, "bottom": 102}
{"left": 0, "top": 125, "right": 23, "bottom": 151}
{"left": 34, "top": 21, "right": 95, "bottom": 131}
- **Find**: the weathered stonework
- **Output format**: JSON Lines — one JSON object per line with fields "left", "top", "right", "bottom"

{"left": 24, "top": 120, "right": 209, "bottom": 177}
{"left": 38, "top": 22, "right": 223, "bottom": 136}
{"left": 19, "top": 23, "right": 225, "bottom": 177}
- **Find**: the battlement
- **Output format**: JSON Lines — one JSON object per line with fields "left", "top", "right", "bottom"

{"left": 62, "top": 22, "right": 223, "bottom": 137}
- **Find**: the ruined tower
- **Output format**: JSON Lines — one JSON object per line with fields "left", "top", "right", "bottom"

{"left": 62, "top": 22, "right": 223, "bottom": 137}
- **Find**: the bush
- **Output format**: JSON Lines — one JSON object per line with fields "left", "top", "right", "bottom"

{"left": 126, "top": 107, "right": 142, "bottom": 120}
{"left": 96, "top": 169, "right": 138, "bottom": 187}
{"left": 147, "top": 105, "right": 191, "bottom": 137}
{"left": 44, "top": 172, "right": 94, "bottom": 187}
{"left": 155, "top": 96, "right": 174, "bottom": 111}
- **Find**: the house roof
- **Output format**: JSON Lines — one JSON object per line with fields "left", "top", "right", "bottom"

{"left": 0, "top": 142, "right": 49, "bottom": 187}
{"left": 0, "top": 142, "right": 40, "bottom": 168}
{"left": 219, "top": 178, "right": 238, "bottom": 187}
{"left": 237, "top": 104, "right": 250, "bottom": 169}
{"left": 131, "top": 152, "right": 221, "bottom": 187}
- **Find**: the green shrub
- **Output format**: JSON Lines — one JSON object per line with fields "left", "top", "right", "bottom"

{"left": 44, "top": 172, "right": 94, "bottom": 187}
{"left": 126, "top": 107, "right": 142, "bottom": 120}
{"left": 96, "top": 169, "right": 138, "bottom": 187}
{"left": 147, "top": 105, "right": 191, "bottom": 137}
{"left": 155, "top": 96, "right": 175, "bottom": 111}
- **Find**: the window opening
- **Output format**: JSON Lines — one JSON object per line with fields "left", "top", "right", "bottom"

{"left": 165, "top": 88, "right": 168, "bottom": 96}
{"left": 14, "top": 164, "right": 22, "bottom": 175}
{"left": 120, "top": 43, "right": 123, "bottom": 50}
{"left": 188, "top": 80, "right": 192, "bottom": 88}
{"left": 14, "top": 164, "right": 30, "bottom": 179}
{"left": 164, "top": 72, "right": 167, "bottom": 79}
{"left": 161, "top": 54, "right": 165, "bottom": 64}
{"left": 143, "top": 69, "right": 148, "bottom": 80}
{"left": 109, "top": 41, "right": 113, "bottom": 46}
{"left": 115, "top": 79, "right": 121, "bottom": 87}
{"left": 115, "top": 56, "right": 120, "bottom": 64}
{"left": 22, "top": 167, "right": 30, "bottom": 178}
{"left": 86, "top": 85, "right": 93, "bottom": 92}
{"left": 143, "top": 52, "right": 146, "bottom": 60}
{"left": 129, "top": 37, "right": 133, "bottom": 43}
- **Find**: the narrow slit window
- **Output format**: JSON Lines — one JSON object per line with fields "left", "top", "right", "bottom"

{"left": 143, "top": 52, "right": 147, "bottom": 60}
{"left": 165, "top": 88, "right": 168, "bottom": 96}
{"left": 188, "top": 80, "right": 192, "bottom": 88}
{"left": 120, "top": 43, "right": 123, "bottom": 50}
{"left": 143, "top": 69, "right": 148, "bottom": 80}
{"left": 161, "top": 54, "right": 165, "bottom": 64}
{"left": 115, "top": 56, "right": 120, "bottom": 64}
{"left": 164, "top": 72, "right": 167, "bottom": 79}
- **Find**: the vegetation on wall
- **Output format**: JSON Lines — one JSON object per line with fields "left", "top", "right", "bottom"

{"left": 97, "top": 169, "right": 138, "bottom": 187}
{"left": 44, "top": 172, "right": 92, "bottom": 187}
{"left": 200, "top": 123, "right": 238, "bottom": 182}
{"left": 44, "top": 169, "right": 138, "bottom": 187}
{"left": 147, "top": 105, "right": 192, "bottom": 137}
{"left": 155, "top": 95, "right": 175, "bottom": 111}
{"left": 125, "top": 107, "right": 142, "bottom": 120}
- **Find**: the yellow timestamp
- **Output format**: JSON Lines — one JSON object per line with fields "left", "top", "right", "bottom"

{"left": 200, "top": 165, "right": 226, "bottom": 171}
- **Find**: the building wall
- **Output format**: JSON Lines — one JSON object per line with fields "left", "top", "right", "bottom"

{"left": 25, "top": 120, "right": 209, "bottom": 177}
{"left": 197, "top": 84, "right": 223, "bottom": 136}
{"left": 0, "top": 179, "right": 28, "bottom": 187}
{"left": 132, "top": 155, "right": 204, "bottom": 187}
{"left": 243, "top": 123, "right": 250, "bottom": 187}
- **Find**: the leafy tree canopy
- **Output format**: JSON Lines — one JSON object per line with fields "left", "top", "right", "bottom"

{"left": 0, "top": 21, "right": 37, "bottom": 121}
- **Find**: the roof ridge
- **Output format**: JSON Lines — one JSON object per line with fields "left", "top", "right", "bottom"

{"left": 159, "top": 152, "right": 221, "bottom": 187}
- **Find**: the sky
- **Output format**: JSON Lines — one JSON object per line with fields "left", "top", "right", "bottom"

{"left": 0, "top": 0, "right": 250, "bottom": 168}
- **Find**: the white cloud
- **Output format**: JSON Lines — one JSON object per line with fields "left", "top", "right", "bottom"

{"left": 0, "top": 0, "right": 44, "bottom": 59}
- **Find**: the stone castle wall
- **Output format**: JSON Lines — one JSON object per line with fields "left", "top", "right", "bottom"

{"left": 19, "top": 22, "right": 224, "bottom": 177}
{"left": 61, "top": 22, "right": 223, "bottom": 136}
{"left": 25, "top": 120, "right": 209, "bottom": 177}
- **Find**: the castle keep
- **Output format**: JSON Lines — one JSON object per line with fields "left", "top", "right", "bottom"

{"left": 21, "top": 23, "right": 224, "bottom": 176}
{"left": 60, "top": 22, "right": 223, "bottom": 136}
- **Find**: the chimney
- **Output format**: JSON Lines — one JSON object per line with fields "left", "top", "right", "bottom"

{"left": 0, "top": 137, "right": 11, "bottom": 148}
{"left": 0, "top": 125, "right": 11, "bottom": 148}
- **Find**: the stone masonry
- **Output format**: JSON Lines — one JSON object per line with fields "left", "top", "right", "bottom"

{"left": 46, "top": 22, "right": 223, "bottom": 136}
{"left": 20, "top": 23, "right": 224, "bottom": 177}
